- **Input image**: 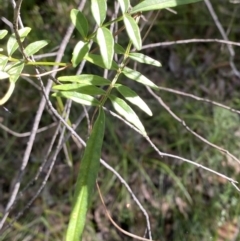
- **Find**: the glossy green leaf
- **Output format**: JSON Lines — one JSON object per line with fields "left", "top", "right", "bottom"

{"left": 122, "top": 67, "right": 159, "bottom": 89}
{"left": 70, "top": 9, "right": 88, "bottom": 38}
{"left": 109, "top": 95, "right": 146, "bottom": 135}
{"left": 6, "top": 61, "right": 24, "bottom": 83}
{"left": 25, "top": 40, "right": 48, "bottom": 57}
{"left": 118, "top": 0, "right": 130, "bottom": 13}
{"left": 115, "top": 84, "right": 152, "bottom": 116}
{"left": 84, "top": 53, "right": 118, "bottom": 70}
{"left": 7, "top": 27, "right": 31, "bottom": 56}
{"left": 53, "top": 85, "right": 105, "bottom": 95}
{"left": 129, "top": 53, "right": 161, "bottom": 67}
{"left": 0, "top": 71, "right": 9, "bottom": 80}
{"left": 52, "top": 91, "right": 100, "bottom": 106}
{"left": 66, "top": 108, "right": 105, "bottom": 241}
{"left": 123, "top": 14, "right": 141, "bottom": 50}
{"left": 0, "top": 56, "right": 8, "bottom": 71}
{"left": 96, "top": 27, "right": 114, "bottom": 69}
{"left": 91, "top": 0, "right": 107, "bottom": 26}
{"left": 71, "top": 41, "right": 90, "bottom": 67}
{"left": 114, "top": 43, "right": 125, "bottom": 54}
{"left": 131, "top": 0, "right": 202, "bottom": 13}
{"left": 58, "top": 74, "right": 111, "bottom": 85}
{"left": 0, "top": 30, "right": 8, "bottom": 39}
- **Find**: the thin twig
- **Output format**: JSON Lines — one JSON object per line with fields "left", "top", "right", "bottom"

{"left": 0, "top": 122, "right": 57, "bottom": 138}
{"left": 142, "top": 38, "right": 240, "bottom": 50}
{"left": 104, "top": 107, "right": 238, "bottom": 185}
{"left": 204, "top": 0, "right": 240, "bottom": 77}
{"left": 0, "top": 0, "right": 87, "bottom": 230}
{"left": 146, "top": 86, "right": 240, "bottom": 165}
{"left": 12, "top": 0, "right": 29, "bottom": 61}
{"left": 1, "top": 102, "right": 70, "bottom": 233}
{"left": 157, "top": 86, "right": 240, "bottom": 115}
{"left": 96, "top": 182, "right": 155, "bottom": 241}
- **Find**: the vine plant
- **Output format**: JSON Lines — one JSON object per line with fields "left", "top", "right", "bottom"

{"left": 0, "top": 0, "right": 203, "bottom": 240}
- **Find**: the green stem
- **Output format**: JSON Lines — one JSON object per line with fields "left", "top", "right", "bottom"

{"left": 99, "top": 41, "right": 133, "bottom": 107}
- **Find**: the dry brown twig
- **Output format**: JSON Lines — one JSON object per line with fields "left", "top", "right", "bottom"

{"left": 96, "top": 182, "right": 157, "bottom": 241}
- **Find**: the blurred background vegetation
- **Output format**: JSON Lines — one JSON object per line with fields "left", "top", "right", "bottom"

{"left": 0, "top": 0, "right": 240, "bottom": 240}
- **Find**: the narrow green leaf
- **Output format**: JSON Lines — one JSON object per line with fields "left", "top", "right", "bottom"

{"left": 66, "top": 108, "right": 105, "bottom": 241}
{"left": 131, "top": 0, "right": 202, "bottom": 13}
{"left": 0, "top": 82, "right": 15, "bottom": 105}
{"left": 114, "top": 43, "right": 125, "bottom": 54}
{"left": 58, "top": 74, "right": 111, "bottom": 85}
{"left": 7, "top": 27, "right": 31, "bottom": 56}
{"left": 117, "top": 0, "right": 130, "bottom": 13}
{"left": 53, "top": 83, "right": 91, "bottom": 90}
{"left": 129, "top": 53, "right": 161, "bottom": 67}
{"left": 25, "top": 40, "right": 48, "bottom": 57}
{"left": 84, "top": 53, "right": 118, "bottom": 70}
{"left": 0, "top": 30, "right": 8, "bottom": 39}
{"left": 0, "top": 71, "right": 9, "bottom": 80}
{"left": 71, "top": 41, "right": 90, "bottom": 67}
{"left": 70, "top": 9, "right": 88, "bottom": 38}
{"left": 52, "top": 91, "right": 100, "bottom": 106}
{"left": 6, "top": 61, "right": 24, "bottom": 83}
{"left": 53, "top": 85, "right": 105, "bottom": 95}
{"left": 115, "top": 84, "right": 152, "bottom": 116}
{"left": 96, "top": 27, "right": 114, "bottom": 69}
{"left": 0, "top": 56, "right": 9, "bottom": 71}
{"left": 122, "top": 67, "right": 159, "bottom": 89}
{"left": 91, "top": 0, "right": 107, "bottom": 26}
{"left": 123, "top": 14, "right": 142, "bottom": 50}
{"left": 109, "top": 95, "right": 146, "bottom": 135}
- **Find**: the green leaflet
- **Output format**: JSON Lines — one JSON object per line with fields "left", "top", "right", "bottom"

{"left": 0, "top": 71, "right": 9, "bottom": 80}
{"left": 117, "top": 0, "right": 130, "bottom": 13}
{"left": 114, "top": 43, "right": 125, "bottom": 54}
{"left": 71, "top": 41, "right": 90, "bottom": 67}
{"left": 0, "top": 30, "right": 8, "bottom": 39}
{"left": 131, "top": 0, "right": 202, "bottom": 13}
{"left": 58, "top": 74, "right": 111, "bottom": 85}
{"left": 122, "top": 67, "right": 159, "bottom": 89}
{"left": 66, "top": 108, "right": 105, "bottom": 241}
{"left": 0, "top": 56, "right": 8, "bottom": 71}
{"left": 6, "top": 61, "right": 24, "bottom": 83}
{"left": 109, "top": 95, "right": 146, "bottom": 135}
{"left": 115, "top": 84, "right": 152, "bottom": 116}
{"left": 123, "top": 13, "right": 142, "bottom": 50}
{"left": 0, "top": 82, "right": 15, "bottom": 105}
{"left": 70, "top": 9, "right": 88, "bottom": 38}
{"left": 52, "top": 91, "right": 100, "bottom": 106}
{"left": 128, "top": 53, "right": 161, "bottom": 67}
{"left": 84, "top": 53, "right": 118, "bottom": 70}
{"left": 7, "top": 27, "right": 31, "bottom": 56}
{"left": 25, "top": 40, "right": 48, "bottom": 57}
{"left": 96, "top": 27, "right": 114, "bottom": 69}
{"left": 53, "top": 85, "right": 105, "bottom": 95}
{"left": 91, "top": 0, "right": 107, "bottom": 26}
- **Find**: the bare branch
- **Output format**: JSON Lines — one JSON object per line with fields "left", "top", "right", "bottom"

{"left": 157, "top": 86, "right": 240, "bottom": 115}
{"left": 0, "top": 122, "right": 57, "bottom": 138}
{"left": 142, "top": 38, "right": 240, "bottom": 50}
{"left": 146, "top": 86, "right": 240, "bottom": 165}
